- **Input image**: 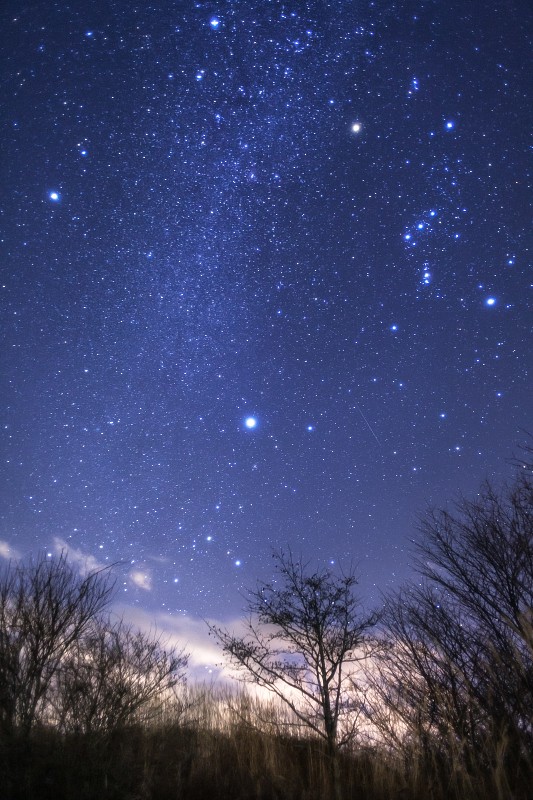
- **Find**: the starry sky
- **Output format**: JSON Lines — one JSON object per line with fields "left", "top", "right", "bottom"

{"left": 1, "top": 0, "right": 532, "bottom": 623}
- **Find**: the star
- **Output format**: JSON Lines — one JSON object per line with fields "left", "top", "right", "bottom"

{"left": 1, "top": 0, "right": 528, "bottom": 660}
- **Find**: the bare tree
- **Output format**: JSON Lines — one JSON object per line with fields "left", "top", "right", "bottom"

{"left": 0, "top": 552, "right": 113, "bottom": 738}
{"left": 415, "top": 477, "right": 533, "bottom": 742}
{"left": 209, "top": 550, "right": 379, "bottom": 800}
{"left": 368, "top": 461, "right": 533, "bottom": 795}
{"left": 0, "top": 553, "right": 189, "bottom": 740}
{"left": 53, "top": 617, "right": 188, "bottom": 734}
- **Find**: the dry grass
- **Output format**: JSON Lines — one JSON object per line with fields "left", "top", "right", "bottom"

{"left": 2, "top": 683, "right": 530, "bottom": 800}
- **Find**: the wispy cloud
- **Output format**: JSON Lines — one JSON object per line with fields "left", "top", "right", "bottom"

{"left": 129, "top": 568, "right": 152, "bottom": 591}
{"left": 53, "top": 537, "right": 105, "bottom": 575}
{"left": 114, "top": 604, "right": 248, "bottom": 682}
{"left": 0, "top": 540, "right": 21, "bottom": 560}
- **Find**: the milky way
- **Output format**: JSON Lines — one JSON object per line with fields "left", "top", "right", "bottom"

{"left": 1, "top": 1, "right": 531, "bottom": 619}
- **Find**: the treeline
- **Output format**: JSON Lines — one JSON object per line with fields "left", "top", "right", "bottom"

{"left": 1, "top": 450, "right": 532, "bottom": 799}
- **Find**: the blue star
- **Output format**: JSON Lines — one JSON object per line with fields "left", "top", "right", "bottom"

{"left": 485, "top": 297, "right": 496, "bottom": 307}
{"left": 48, "top": 191, "right": 61, "bottom": 202}
{"left": 210, "top": 18, "right": 220, "bottom": 29}
{"left": 244, "top": 417, "right": 257, "bottom": 429}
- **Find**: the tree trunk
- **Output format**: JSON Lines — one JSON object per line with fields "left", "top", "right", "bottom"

{"left": 328, "top": 741, "right": 343, "bottom": 800}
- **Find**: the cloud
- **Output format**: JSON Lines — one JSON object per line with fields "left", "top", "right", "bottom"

{"left": 0, "top": 540, "right": 21, "bottom": 560}
{"left": 129, "top": 568, "right": 152, "bottom": 591}
{"left": 53, "top": 537, "right": 105, "bottom": 575}
{"left": 53, "top": 541, "right": 153, "bottom": 593}
{"left": 146, "top": 554, "right": 171, "bottom": 565}
{"left": 113, "top": 604, "right": 247, "bottom": 683}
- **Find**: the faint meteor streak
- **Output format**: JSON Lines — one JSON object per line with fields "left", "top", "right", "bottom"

{"left": 354, "top": 402, "right": 381, "bottom": 445}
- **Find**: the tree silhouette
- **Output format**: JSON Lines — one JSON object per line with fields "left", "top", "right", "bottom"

{"left": 368, "top": 454, "right": 533, "bottom": 795}
{"left": 53, "top": 616, "right": 187, "bottom": 734}
{"left": 0, "top": 552, "right": 188, "bottom": 799}
{"left": 0, "top": 552, "right": 113, "bottom": 738}
{"left": 209, "top": 550, "right": 379, "bottom": 800}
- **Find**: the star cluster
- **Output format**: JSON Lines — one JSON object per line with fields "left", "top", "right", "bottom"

{"left": 1, "top": 1, "right": 531, "bottom": 618}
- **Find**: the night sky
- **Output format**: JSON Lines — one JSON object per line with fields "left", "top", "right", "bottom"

{"left": 1, "top": 1, "right": 531, "bottom": 628}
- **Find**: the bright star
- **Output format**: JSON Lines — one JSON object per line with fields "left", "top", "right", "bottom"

{"left": 48, "top": 191, "right": 60, "bottom": 202}
{"left": 351, "top": 122, "right": 362, "bottom": 134}
{"left": 485, "top": 297, "right": 496, "bottom": 306}
{"left": 244, "top": 417, "right": 257, "bottom": 429}
{"left": 445, "top": 120, "right": 455, "bottom": 129}
{"left": 210, "top": 18, "right": 220, "bottom": 28}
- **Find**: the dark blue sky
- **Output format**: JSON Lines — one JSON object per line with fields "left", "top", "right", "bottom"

{"left": 1, "top": 0, "right": 531, "bottom": 621}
